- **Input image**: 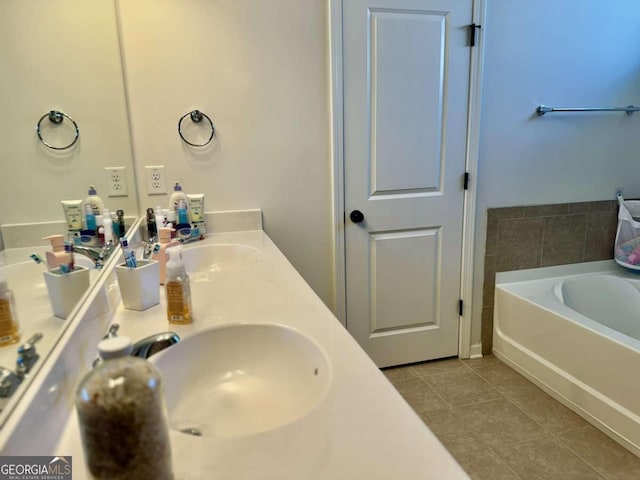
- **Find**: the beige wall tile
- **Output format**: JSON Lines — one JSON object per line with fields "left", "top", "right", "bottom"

{"left": 496, "top": 218, "right": 544, "bottom": 271}
{"left": 584, "top": 211, "right": 617, "bottom": 261}
{"left": 541, "top": 214, "right": 587, "bottom": 267}
{"left": 524, "top": 203, "right": 569, "bottom": 217}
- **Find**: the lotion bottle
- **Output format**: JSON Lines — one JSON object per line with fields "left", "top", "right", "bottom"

{"left": 84, "top": 185, "right": 105, "bottom": 216}
{"left": 152, "top": 228, "right": 179, "bottom": 285}
{"left": 0, "top": 276, "right": 20, "bottom": 347}
{"left": 42, "top": 234, "right": 70, "bottom": 269}
{"left": 103, "top": 210, "right": 114, "bottom": 244}
{"left": 165, "top": 246, "right": 192, "bottom": 325}
{"left": 168, "top": 182, "right": 189, "bottom": 217}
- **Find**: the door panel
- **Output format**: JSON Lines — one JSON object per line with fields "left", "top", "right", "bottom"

{"left": 343, "top": 0, "right": 472, "bottom": 367}
{"left": 370, "top": 9, "right": 446, "bottom": 195}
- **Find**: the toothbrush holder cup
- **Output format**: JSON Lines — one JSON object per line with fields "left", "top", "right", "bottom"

{"left": 43, "top": 266, "right": 91, "bottom": 319}
{"left": 115, "top": 259, "right": 160, "bottom": 311}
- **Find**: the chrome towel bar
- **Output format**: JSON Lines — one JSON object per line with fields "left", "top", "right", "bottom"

{"left": 536, "top": 105, "right": 640, "bottom": 116}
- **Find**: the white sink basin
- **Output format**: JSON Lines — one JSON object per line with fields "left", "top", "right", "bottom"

{"left": 151, "top": 323, "right": 331, "bottom": 437}
{"left": 181, "top": 244, "right": 262, "bottom": 274}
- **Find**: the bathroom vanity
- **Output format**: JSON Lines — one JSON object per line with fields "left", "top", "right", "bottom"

{"left": 0, "top": 215, "right": 468, "bottom": 479}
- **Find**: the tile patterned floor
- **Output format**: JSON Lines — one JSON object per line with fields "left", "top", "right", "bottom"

{"left": 383, "top": 355, "right": 640, "bottom": 480}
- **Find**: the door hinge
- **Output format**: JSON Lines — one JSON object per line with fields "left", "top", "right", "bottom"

{"left": 469, "top": 23, "right": 481, "bottom": 47}
{"left": 463, "top": 171, "right": 470, "bottom": 190}
{"left": 458, "top": 299, "right": 464, "bottom": 316}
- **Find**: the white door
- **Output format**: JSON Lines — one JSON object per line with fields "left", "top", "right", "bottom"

{"left": 343, "top": 0, "right": 472, "bottom": 367}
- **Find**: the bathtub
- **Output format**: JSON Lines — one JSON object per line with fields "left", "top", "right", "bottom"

{"left": 493, "top": 260, "right": 640, "bottom": 456}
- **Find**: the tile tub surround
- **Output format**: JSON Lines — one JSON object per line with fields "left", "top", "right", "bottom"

{"left": 384, "top": 355, "right": 640, "bottom": 480}
{"left": 481, "top": 200, "right": 617, "bottom": 354}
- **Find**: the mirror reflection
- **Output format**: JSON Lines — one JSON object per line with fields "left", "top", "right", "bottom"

{"left": 0, "top": 0, "right": 138, "bottom": 418}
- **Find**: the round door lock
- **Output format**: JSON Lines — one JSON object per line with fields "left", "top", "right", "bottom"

{"left": 349, "top": 210, "right": 365, "bottom": 224}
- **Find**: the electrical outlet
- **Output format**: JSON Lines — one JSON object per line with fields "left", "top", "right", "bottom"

{"left": 145, "top": 165, "right": 167, "bottom": 195}
{"left": 105, "top": 166, "right": 128, "bottom": 197}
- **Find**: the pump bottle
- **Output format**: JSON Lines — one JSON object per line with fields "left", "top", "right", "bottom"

{"left": 84, "top": 185, "right": 105, "bottom": 216}
{"left": 0, "top": 277, "right": 20, "bottom": 347}
{"left": 165, "top": 246, "right": 192, "bottom": 324}
{"left": 168, "top": 182, "right": 189, "bottom": 218}
{"left": 42, "top": 234, "right": 71, "bottom": 269}
{"left": 152, "top": 228, "right": 179, "bottom": 284}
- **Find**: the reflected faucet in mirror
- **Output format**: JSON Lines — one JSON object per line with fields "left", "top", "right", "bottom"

{"left": 0, "top": 333, "right": 43, "bottom": 411}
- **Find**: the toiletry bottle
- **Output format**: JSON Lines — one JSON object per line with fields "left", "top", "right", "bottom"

{"left": 103, "top": 209, "right": 114, "bottom": 244}
{"left": 165, "top": 246, "right": 192, "bottom": 324}
{"left": 0, "top": 276, "right": 20, "bottom": 347}
{"left": 75, "top": 336, "right": 173, "bottom": 480}
{"left": 168, "top": 182, "right": 189, "bottom": 217}
{"left": 84, "top": 204, "right": 97, "bottom": 233}
{"left": 152, "top": 227, "right": 179, "bottom": 285}
{"left": 42, "top": 234, "right": 70, "bottom": 269}
{"left": 84, "top": 185, "right": 105, "bottom": 216}
{"left": 146, "top": 208, "right": 158, "bottom": 241}
{"left": 155, "top": 206, "right": 165, "bottom": 230}
{"left": 96, "top": 215, "right": 105, "bottom": 244}
{"left": 116, "top": 209, "right": 126, "bottom": 239}
{"left": 175, "top": 199, "right": 191, "bottom": 240}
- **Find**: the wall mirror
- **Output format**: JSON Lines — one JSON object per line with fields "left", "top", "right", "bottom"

{"left": 0, "top": 0, "right": 138, "bottom": 425}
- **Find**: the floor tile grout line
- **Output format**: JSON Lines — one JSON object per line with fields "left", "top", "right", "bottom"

{"left": 486, "top": 445, "right": 525, "bottom": 480}
{"left": 554, "top": 433, "right": 614, "bottom": 480}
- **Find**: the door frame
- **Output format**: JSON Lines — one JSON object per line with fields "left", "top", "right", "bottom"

{"left": 329, "top": 0, "right": 486, "bottom": 358}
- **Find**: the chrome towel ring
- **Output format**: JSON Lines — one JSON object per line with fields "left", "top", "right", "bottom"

{"left": 178, "top": 110, "right": 215, "bottom": 147}
{"left": 36, "top": 110, "right": 79, "bottom": 150}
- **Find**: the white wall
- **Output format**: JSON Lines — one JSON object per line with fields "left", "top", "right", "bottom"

{"left": 117, "top": 0, "right": 334, "bottom": 308}
{"left": 471, "top": 1, "right": 640, "bottom": 346}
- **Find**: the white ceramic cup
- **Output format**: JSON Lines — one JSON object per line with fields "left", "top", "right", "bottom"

{"left": 43, "top": 265, "right": 91, "bottom": 319}
{"left": 115, "top": 259, "right": 160, "bottom": 311}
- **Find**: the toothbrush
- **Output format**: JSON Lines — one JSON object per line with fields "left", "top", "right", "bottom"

{"left": 64, "top": 242, "right": 75, "bottom": 272}
{"left": 120, "top": 239, "right": 137, "bottom": 269}
{"left": 29, "top": 253, "right": 48, "bottom": 270}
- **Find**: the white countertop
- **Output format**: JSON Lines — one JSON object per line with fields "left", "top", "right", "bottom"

{"left": 55, "top": 230, "right": 468, "bottom": 479}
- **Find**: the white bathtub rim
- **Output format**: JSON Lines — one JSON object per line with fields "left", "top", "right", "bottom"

{"left": 492, "top": 329, "right": 640, "bottom": 458}
{"left": 497, "top": 265, "right": 640, "bottom": 354}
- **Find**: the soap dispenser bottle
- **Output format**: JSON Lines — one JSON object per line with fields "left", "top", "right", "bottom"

{"left": 168, "top": 182, "right": 189, "bottom": 217}
{"left": 152, "top": 227, "right": 179, "bottom": 285}
{"left": 165, "top": 246, "right": 192, "bottom": 324}
{"left": 84, "top": 185, "right": 105, "bottom": 216}
{"left": 75, "top": 336, "right": 173, "bottom": 479}
{"left": 42, "top": 234, "right": 70, "bottom": 269}
{"left": 0, "top": 276, "right": 20, "bottom": 347}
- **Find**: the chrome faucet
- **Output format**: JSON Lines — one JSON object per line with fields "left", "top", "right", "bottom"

{"left": 0, "top": 333, "right": 44, "bottom": 411}
{"left": 16, "top": 333, "right": 43, "bottom": 378}
{"left": 131, "top": 332, "right": 180, "bottom": 359}
{"left": 93, "top": 324, "right": 179, "bottom": 367}
{"left": 73, "top": 241, "right": 115, "bottom": 269}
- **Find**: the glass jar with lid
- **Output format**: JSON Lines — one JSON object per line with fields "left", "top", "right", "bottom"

{"left": 75, "top": 336, "right": 173, "bottom": 479}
